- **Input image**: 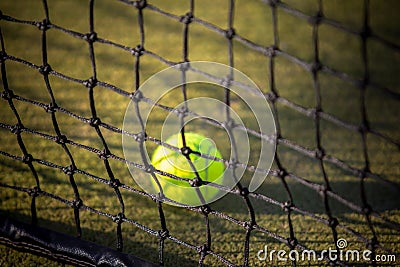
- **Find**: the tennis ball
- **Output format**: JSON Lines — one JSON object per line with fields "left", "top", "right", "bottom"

{"left": 151, "top": 132, "right": 225, "bottom": 206}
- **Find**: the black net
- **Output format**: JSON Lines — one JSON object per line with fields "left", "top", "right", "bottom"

{"left": 0, "top": 0, "right": 399, "bottom": 266}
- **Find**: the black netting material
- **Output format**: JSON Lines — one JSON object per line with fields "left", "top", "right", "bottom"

{"left": 0, "top": 0, "right": 399, "bottom": 266}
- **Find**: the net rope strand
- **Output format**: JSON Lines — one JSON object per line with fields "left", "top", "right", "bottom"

{"left": 358, "top": 0, "right": 379, "bottom": 261}
{"left": 266, "top": 0, "right": 298, "bottom": 260}
{"left": 311, "top": 0, "right": 340, "bottom": 253}
{"left": 130, "top": 0, "right": 170, "bottom": 264}
{"left": 223, "top": 1, "right": 258, "bottom": 266}
{"left": 0, "top": 0, "right": 399, "bottom": 266}
{"left": 38, "top": 0, "right": 83, "bottom": 239}
{"left": 86, "top": 0, "right": 128, "bottom": 252}
{"left": 0, "top": 27, "right": 42, "bottom": 227}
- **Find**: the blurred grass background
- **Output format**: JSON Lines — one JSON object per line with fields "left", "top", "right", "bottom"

{"left": 0, "top": 0, "right": 399, "bottom": 266}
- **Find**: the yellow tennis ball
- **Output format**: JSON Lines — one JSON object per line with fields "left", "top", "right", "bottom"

{"left": 151, "top": 132, "right": 225, "bottom": 206}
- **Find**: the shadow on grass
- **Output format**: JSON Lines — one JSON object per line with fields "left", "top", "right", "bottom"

{"left": 0, "top": 210, "right": 208, "bottom": 267}
{"left": 5, "top": 152, "right": 398, "bottom": 216}
{"left": 211, "top": 179, "right": 400, "bottom": 216}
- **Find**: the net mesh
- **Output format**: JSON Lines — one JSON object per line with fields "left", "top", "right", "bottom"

{"left": 0, "top": 0, "right": 399, "bottom": 266}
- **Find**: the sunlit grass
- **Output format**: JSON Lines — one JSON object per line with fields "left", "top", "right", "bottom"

{"left": 0, "top": 0, "right": 399, "bottom": 266}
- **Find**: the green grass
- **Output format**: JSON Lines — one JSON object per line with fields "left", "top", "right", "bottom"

{"left": 0, "top": 0, "right": 400, "bottom": 266}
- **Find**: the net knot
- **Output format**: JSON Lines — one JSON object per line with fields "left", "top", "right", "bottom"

{"left": 308, "top": 108, "right": 320, "bottom": 119}
{"left": 72, "top": 198, "right": 83, "bottom": 209}
{"left": 225, "top": 28, "right": 236, "bottom": 39}
{"left": 1, "top": 89, "right": 14, "bottom": 101}
{"left": 28, "top": 187, "right": 40, "bottom": 197}
{"left": 177, "top": 105, "right": 189, "bottom": 118}
{"left": 45, "top": 102, "right": 58, "bottom": 113}
{"left": 265, "top": 45, "right": 277, "bottom": 57}
{"left": 318, "top": 185, "right": 327, "bottom": 195}
{"left": 315, "top": 148, "right": 325, "bottom": 159}
{"left": 311, "top": 60, "right": 322, "bottom": 73}
{"left": 228, "top": 159, "right": 238, "bottom": 170}
{"left": 363, "top": 165, "right": 371, "bottom": 175}
{"left": 109, "top": 178, "right": 121, "bottom": 189}
{"left": 180, "top": 146, "right": 192, "bottom": 157}
{"left": 131, "top": 45, "right": 144, "bottom": 57}
{"left": 0, "top": 51, "right": 7, "bottom": 63}
{"left": 134, "top": 131, "right": 146, "bottom": 143}
{"left": 63, "top": 165, "right": 76, "bottom": 176}
{"left": 56, "top": 134, "right": 68, "bottom": 145}
{"left": 283, "top": 200, "right": 292, "bottom": 212}
{"left": 11, "top": 124, "right": 23, "bottom": 135}
{"left": 243, "top": 221, "right": 254, "bottom": 230}
{"left": 271, "top": 132, "right": 279, "bottom": 144}
{"left": 358, "top": 122, "right": 369, "bottom": 133}
{"left": 360, "top": 76, "right": 369, "bottom": 88}
{"left": 158, "top": 229, "right": 169, "bottom": 240}
{"left": 309, "top": 11, "right": 323, "bottom": 25}
{"left": 177, "top": 61, "right": 190, "bottom": 72}
{"left": 287, "top": 237, "right": 298, "bottom": 249}
{"left": 222, "top": 118, "right": 235, "bottom": 130}
{"left": 84, "top": 77, "right": 97, "bottom": 88}
{"left": 133, "top": 0, "right": 147, "bottom": 10}
{"left": 113, "top": 212, "right": 125, "bottom": 224}
{"left": 367, "top": 237, "right": 378, "bottom": 250}
{"left": 265, "top": 0, "right": 279, "bottom": 7}
{"left": 39, "top": 64, "right": 52, "bottom": 75}
{"left": 266, "top": 91, "right": 278, "bottom": 103}
{"left": 200, "top": 205, "right": 211, "bottom": 215}
{"left": 98, "top": 149, "right": 110, "bottom": 160}
{"left": 145, "top": 164, "right": 155, "bottom": 174}
{"left": 131, "top": 90, "right": 143, "bottom": 102}
{"left": 22, "top": 154, "right": 33, "bottom": 164}
{"left": 221, "top": 75, "right": 233, "bottom": 88}
{"left": 329, "top": 217, "right": 339, "bottom": 228}
{"left": 36, "top": 19, "right": 50, "bottom": 31}
{"left": 154, "top": 192, "right": 165, "bottom": 203}
{"left": 239, "top": 187, "right": 249, "bottom": 197}
{"left": 89, "top": 117, "right": 101, "bottom": 127}
{"left": 361, "top": 26, "right": 371, "bottom": 40}
{"left": 358, "top": 167, "right": 366, "bottom": 178}
{"left": 246, "top": 165, "right": 256, "bottom": 173}
{"left": 84, "top": 32, "right": 97, "bottom": 43}
{"left": 198, "top": 244, "right": 209, "bottom": 256}
{"left": 180, "top": 12, "right": 193, "bottom": 25}
{"left": 362, "top": 204, "right": 372, "bottom": 215}
{"left": 278, "top": 168, "right": 287, "bottom": 178}
{"left": 189, "top": 178, "right": 202, "bottom": 187}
